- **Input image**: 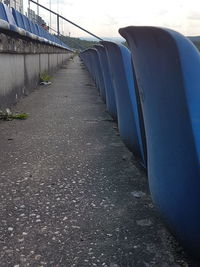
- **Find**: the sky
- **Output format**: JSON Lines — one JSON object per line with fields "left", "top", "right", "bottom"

{"left": 25, "top": 0, "right": 200, "bottom": 38}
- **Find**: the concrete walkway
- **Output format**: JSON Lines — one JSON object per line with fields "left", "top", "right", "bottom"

{"left": 0, "top": 56, "right": 196, "bottom": 267}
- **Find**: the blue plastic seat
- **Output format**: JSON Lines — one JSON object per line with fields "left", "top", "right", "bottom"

{"left": 94, "top": 44, "right": 117, "bottom": 120}
{"left": 0, "top": 3, "right": 10, "bottom": 30}
{"left": 11, "top": 6, "right": 71, "bottom": 50}
{"left": 86, "top": 51, "right": 94, "bottom": 76}
{"left": 119, "top": 26, "right": 200, "bottom": 258}
{"left": 35, "top": 24, "right": 50, "bottom": 44}
{"left": 82, "top": 49, "right": 98, "bottom": 83}
{"left": 81, "top": 49, "right": 94, "bottom": 76}
{"left": 12, "top": 8, "right": 37, "bottom": 40}
{"left": 101, "top": 41, "right": 146, "bottom": 164}
{"left": 3, "top": 4, "right": 18, "bottom": 33}
{"left": 35, "top": 24, "right": 46, "bottom": 42}
{"left": 28, "top": 19, "right": 41, "bottom": 40}
{"left": 3, "top": 4, "right": 25, "bottom": 35}
{"left": 30, "top": 22, "right": 44, "bottom": 42}
{"left": 12, "top": 8, "right": 25, "bottom": 31}
{"left": 87, "top": 48, "right": 106, "bottom": 101}
{"left": 0, "top": 4, "right": 70, "bottom": 50}
{"left": 55, "top": 36, "right": 61, "bottom": 47}
{"left": 21, "top": 13, "right": 37, "bottom": 40}
{"left": 45, "top": 31, "right": 53, "bottom": 44}
{"left": 47, "top": 32, "right": 54, "bottom": 44}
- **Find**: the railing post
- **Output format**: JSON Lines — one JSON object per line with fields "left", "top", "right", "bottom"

{"left": 57, "top": 14, "right": 60, "bottom": 36}
{"left": 37, "top": 0, "right": 39, "bottom": 16}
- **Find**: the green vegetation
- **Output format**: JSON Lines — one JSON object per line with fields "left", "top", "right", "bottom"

{"left": 10, "top": 113, "right": 28, "bottom": 120}
{"left": 40, "top": 72, "right": 52, "bottom": 83}
{"left": 122, "top": 41, "right": 128, "bottom": 48}
{"left": 58, "top": 35, "right": 99, "bottom": 51}
{"left": 0, "top": 109, "right": 28, "bottom": 121}
{"left": 193, "top": 41, "right": 200, "bottom": 51}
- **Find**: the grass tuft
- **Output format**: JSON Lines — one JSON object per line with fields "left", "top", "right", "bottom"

{"left": 0, "top": 109, "right": 28, "bottom": 121}
{"left": 40, "top": 72, "right": 52, "bottom": 83}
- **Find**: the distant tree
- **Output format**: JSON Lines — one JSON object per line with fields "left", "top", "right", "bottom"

{"left": 193, "top": 41, "right": 200, "bottom": 51}
{"left": 55, "top": 35, "right": 99, "bottom": 51}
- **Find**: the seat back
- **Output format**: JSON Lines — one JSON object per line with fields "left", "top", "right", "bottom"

{"left": 102, "top": 41, "right": 146, "bottom": 164}
{"left": 93, "top": 49, "right": 106, "bottom": 103}
{"left": 94, "top": 44, "right": 117, "bottom": 120}
{"left": 4, "top": 4, "right": 16, "bottom": 25}
{"left": 12, "top": 8, "right": 25, "bottom": 29}
{"left": 119, "top": 26, "right": 200, "bottom": 257}
{"left": 0, "top": 2, "right": 8, "bottom": 22}
{"left": 21, "top": 13, "right": 31, "bottom": 32}
{"left": 29, "top": 19, "right": 38, "bottom": 35}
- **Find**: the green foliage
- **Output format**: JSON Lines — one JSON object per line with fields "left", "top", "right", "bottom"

{"left": 40, "top": 72, "right": 52, "bottom": 83}
{"left": 193, "top": 41, "right": 200, "bottom": 51}
{"left": 122, "top": 41, "right": 129, "bottom": 48}
{"left": 56, "top": 35, "right": 99, "bottom": 51}
{"left": 11, "top": 113, "right": 28, "bottom": 120}
{"left": 0, "top": 109, "right": 28, "bottom": 121}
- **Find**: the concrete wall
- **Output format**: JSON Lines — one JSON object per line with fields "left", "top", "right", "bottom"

{"left": 0, "top": 33, "right": 73, "bottom": 108}
{"left": 40, "top": 54, "right": 49, "bottom": 74}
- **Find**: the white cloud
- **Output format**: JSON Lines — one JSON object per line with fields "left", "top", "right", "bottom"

{"left": 25, "top": 0, "right": 200, "bottom": 37}
{"left": 187, "top": 11, "right": 200, "bottom": 20}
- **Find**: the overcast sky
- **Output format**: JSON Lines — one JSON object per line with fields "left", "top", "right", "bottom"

{"left": 26, "top": 0, "right": 200, "bottom": 38}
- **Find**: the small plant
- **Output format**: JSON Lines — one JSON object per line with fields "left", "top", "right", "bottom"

{"left": 11, "top": 113, "right": 28, "bottom": 120}
{"left": 0, "top": 109, "right": 28, "bottom": 121}
{"left": 40, "top": 72, "right": 52, "bottom": 83}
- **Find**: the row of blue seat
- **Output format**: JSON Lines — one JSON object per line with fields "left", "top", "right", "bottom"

{"left": 0, "top": 2, "right": 72, "bottom": 51}
{"left": 80, "top": 27, "right": 200, "bottom": 259}
{"left": 80, "top": 42, "right": 146, "bottom": 167}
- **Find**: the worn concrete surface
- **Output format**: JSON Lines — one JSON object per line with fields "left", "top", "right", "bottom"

{"left": 0, "top": 56, "right": 198, "bottom": 267}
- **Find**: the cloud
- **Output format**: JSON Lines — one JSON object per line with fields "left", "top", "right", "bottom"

{"left": 57, "top": 0, "right": 74, "bottom": 6}
{"left": 187, "top": 11, "right": 200, "bottom": 20}
{"left": 103, "top": 15, "right": 119, "bottom": 26}
{"left": 48, "top": 0, "right": 74, "bottom": 5}
{"left": 27, "top": 0, "right": 200, "bottom": 37}
{"left": 157, "top": 9, "right": 168, "bottom": 16}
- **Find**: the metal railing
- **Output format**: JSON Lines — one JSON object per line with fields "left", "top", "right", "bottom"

{"left": 29, "top": 0, "right": 103, "bottom": 41}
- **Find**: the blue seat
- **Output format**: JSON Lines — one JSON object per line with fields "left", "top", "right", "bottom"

{"left": 86, "top": 51, "right": 94, "bottom": 75}
{"left": 47, "top": 32, "right": 54, "bottom": 44}
{"left": 3, "top": 4, "right": 25, "bottom": 35}
{"left": 21, "top": 13, "right": 37, "bottom": 40}
{"left": 11, "top": 6, "right": 70, "bottom": 50}
{"left": 3, "top": 4, "right": 18, "bottom": 33}
{"left": 30, "top": 22, "right": 44, "bottom": 42}
{"left": 81, "top": 49, "right": 94, "bottom": 75}
{"left": 101, "top": 41, "right": 146, "bottom": 164}
{"left": 119, "top": 26, "right": 200, "bottom": 258}
{"left": 45, "top": 31, "right": 53, "bottom": 44}
{"left": 28, "top": 19, "right": 41, "bottom": 40}
{"left": 94, "top": 44, "right": 117, "bottom": 120}
{"left": 82, "top": 49, "right": 98, "bottom": 84}
{"left": 55, "top": 36, "right": 62, "bottom": 47}
{"left": 0, "top": 4, "right": 70, "bottom": 50}
{"left": 35, "top": 24, "right": 46, "bottom": 41}
{"left": 12, "top": 8, "right": 38, "bottom": 40}
{"left": 35, "top": 24, "right": 50, "bottom": 44}
{"left": 0, "top": 3, "right": 10, "bottom": 30}
{"left": 12, "top": 8, "right": 25, "bottom": 32}
{"left": 87, "top": 48, "right": 106, "bottom": 101}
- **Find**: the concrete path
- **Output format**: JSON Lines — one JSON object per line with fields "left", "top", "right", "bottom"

{"left": 0, "top": 56, "right": 197, "bottom": 266}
